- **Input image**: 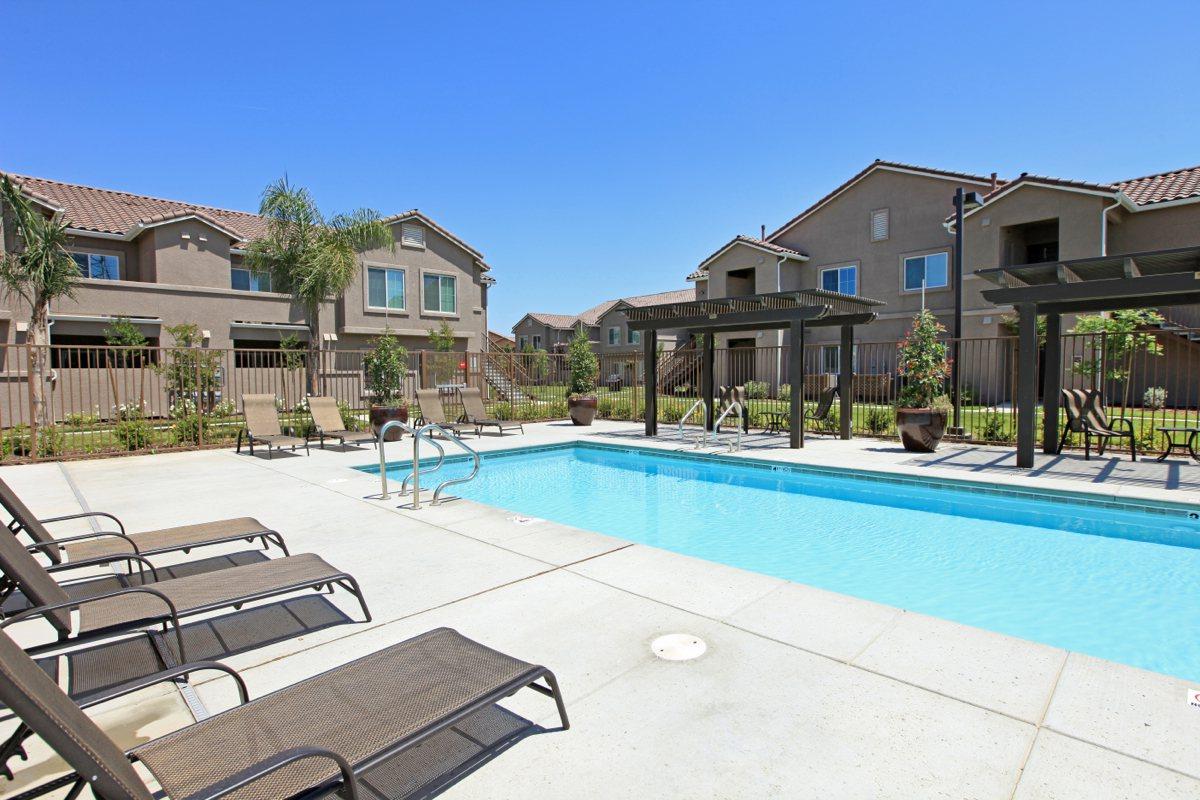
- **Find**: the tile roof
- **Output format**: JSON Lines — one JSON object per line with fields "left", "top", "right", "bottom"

{"left": 488, "top": 330, "right": 515, "bottom": 348}
{"left": 525, "top": 312, "right": 580, "bottom": 329}
{"left": 3, "top": 173, "right": 489, "bottom": 269}
{"left": 517, "top": 289, "right": 696, "bottom": 332}
{"left": 688, "top": 234, "right": 809, "bottom": 282}
{"left": 620, "top": 288, "right": 697, "bottom": 308}
{"left": 575, "top": 299, "right": 620, "bottom": 326}
{"left": 1116, "top": 164, "right": 1200, "bottom": 206}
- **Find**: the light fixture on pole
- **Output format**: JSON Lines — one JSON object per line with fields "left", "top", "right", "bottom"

{"left": 950, "top": 188, "right": 984, "bottom": 437}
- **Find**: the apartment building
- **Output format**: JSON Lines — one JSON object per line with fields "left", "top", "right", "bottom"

{"left": 512, "top": 288, "right": 696, "bottom": 354}
{"left": 692, "top": 159, "right": 1200, "bottom": 379}
{"left": 0, "top": 174, "right": 495, "bottom": 358}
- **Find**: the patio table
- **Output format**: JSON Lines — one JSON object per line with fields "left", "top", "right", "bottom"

{"left": 762, "top": 411, "right": 788, "bottom": 434}
{"left": 1155, "top": 426, "right": 1200, "bottom": 462}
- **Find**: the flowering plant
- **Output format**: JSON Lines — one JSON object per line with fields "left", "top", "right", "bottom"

{"left": 896, "top": 310, "right": 951, "bottom": 409}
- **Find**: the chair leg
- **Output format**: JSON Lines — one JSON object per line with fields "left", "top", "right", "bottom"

{"left": 1084, "top": 432, "right": 1091, "bottom": 460}
{"left": 1056, "top": 427, "right": 1070, "bottom": 455}
{"left": 1129, "top": 436, "right": 1137, "bottom": 462}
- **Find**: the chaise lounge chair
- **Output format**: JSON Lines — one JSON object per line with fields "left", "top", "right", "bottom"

{"left": 415, "top": 388, "right": 476, "bottom": 437}
{"left": 308, "top": 396, "right": 377, "bottom": 449}
{"left": 458, "top": 387, "right": 524, "bottom": 436}
{"left": 237, "top": 394, "right": 309, "bottom": 458}
{"left": 804, "top": 385, "right": 840, "bottom": 434}
{"left": 1057, "top": 388, "right": 1137, "bottom": 461}
{"left": 0, "top": 519, "right": 370, "bottom": 663}
{"left": 0, "top": 625, "right": 567, "bottom": 800}
{"left": 1, "top": 476, "right": 288, "bottom": 571}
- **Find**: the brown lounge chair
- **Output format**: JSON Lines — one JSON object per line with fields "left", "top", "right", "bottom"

{"left": 0, "top": 518, "right": 370, "bottom": 663}
{"left": 804, "top": 385, "right": 840, "bottom": 434}
{"left": 1, "top": 476, "right": 288, "bottom": 569}
{"left": 1057, "top": 388, "right": 1137, "bottom": 461}
{"left": 0, "top": 626, "right": 567, "bottom": 799}
{"left": 236, "top": 394, "right": 309, "bottom": 458}
{"left": 415, "top": 388, "right": 476, "bottom": 437}
{"left": 308, "top": 396, "right": 377, "bottom": 449}
{"left": 458, "top": 387, "right": 524, "bottom": 436}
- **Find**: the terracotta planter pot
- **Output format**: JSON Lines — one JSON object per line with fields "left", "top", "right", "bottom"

{"left": 370, "top": 405, "right": 409, "bottom": 441}
{"left": 896, "top": 408, "right": 947, "bottom": 452}
{"left": 568, "top": 396, "right": 598, "bottom": 426}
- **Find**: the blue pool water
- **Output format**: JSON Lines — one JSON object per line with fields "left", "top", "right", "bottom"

{"left": 363, "top": 443, "right": 1200, "bottom": 680}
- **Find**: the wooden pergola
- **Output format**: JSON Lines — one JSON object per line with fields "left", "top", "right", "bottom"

{"left": 979, "top": 244, "right": 1200, "bottom": 468}
{"left": 626, "top": 289, "right": 884, "bottom": 448}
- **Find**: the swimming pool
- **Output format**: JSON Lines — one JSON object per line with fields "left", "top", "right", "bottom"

{"left": 362, "top": 442, "right": 1200, "bottom": 680}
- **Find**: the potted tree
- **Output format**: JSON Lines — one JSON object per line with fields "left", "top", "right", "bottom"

{"left": 895, "top": 310, "right": 952, "bottom": 452}
{"left": 364, "top": 328, "right": 409, "bottom": 440}
{"left": 566, "top": 326, "right": 599, "bottom": 425}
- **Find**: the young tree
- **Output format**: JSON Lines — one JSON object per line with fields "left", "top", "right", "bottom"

{"left": 1071, "top": 309, "right": 1164, "bottom": 407}
{"left": 427, "top": 320, "right": 459, "bottom": 384}
{"left": 245, "top": 177, "right": 393, "bottom": 395}
{"left": 0, "top": 175, "right": 79, "bottom": 427}
{"left": 103, "top": 316, "right": 149, "bottom": 409}
{"left": 566, "top": 327, "right": 598, "bottom": 397}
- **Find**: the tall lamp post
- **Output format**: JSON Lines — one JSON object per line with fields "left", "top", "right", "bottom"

{"left": 951, "top": 188, "right": 984, "bottom": 436}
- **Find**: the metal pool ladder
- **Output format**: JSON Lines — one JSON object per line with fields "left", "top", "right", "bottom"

{"left": 679, "top": 398, "right": 708, "bottom": 448}
{"left": 711, "top": 400, "right": 743, "bottom": 452}
{"left": 377, "top": 420, "right": 480, "bottom": 509}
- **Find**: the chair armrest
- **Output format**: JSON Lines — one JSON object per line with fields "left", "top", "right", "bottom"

{"left": 38, "top": 511, "right": 127, "bottom": 537}
{"left": 81, "top": 661, "right": 249, "bottom": 711}
{"left": 26, "top": 529, "right": 141, "bottom": 556}
{"left": 186, "top": 747, "right": 360, "bottom": 800}
{"left": 45, "top": 552, "right": 161, "bottom": 583}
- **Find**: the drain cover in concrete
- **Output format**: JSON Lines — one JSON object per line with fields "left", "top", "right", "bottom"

{"left": 651, "top": 634, "right": 707, "bottom": 661}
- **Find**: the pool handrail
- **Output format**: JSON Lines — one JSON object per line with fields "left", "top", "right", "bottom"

{"left": 679, "top": 398, "right": 707, "bottom": 447}
{"left": 377, "top": 420, "right": 444, "bottom": 509}
{"left": 712, "top": 400, "right": 743, "bottom": 452}
{"left": 421, "top": 423, "right": 482, "bottom": 505}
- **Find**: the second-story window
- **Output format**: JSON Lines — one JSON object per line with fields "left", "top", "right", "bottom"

{"left": 422, "top": 273, "right": 457, "bottom": 314}
{"left": 820, "top": 265, "right": 857, "bottom": 296}
{"left": 518, "top": 335, "right": 528, "bottom": 350}
{"left": 72, "top": 253, "right": 120, "bottom": 281}
{"left": 532, "top": 335, "right": 542, "bottom": 350}
{"left": 903, "top": 252, "right": 949, "bottom": 291}
{"left": 627, "top": 329, "right": 641, "bottom": 345}
{"left": 231, "top": 266, "right": 272, "bottom": 292}
{"left": 367, "top": 266, "right": 405, "bottom": 309}
{"left": 608, "top": 327, "right": 619, "bottom": 345}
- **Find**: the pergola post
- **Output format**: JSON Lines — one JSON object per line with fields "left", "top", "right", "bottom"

{"left": 789, "top": 320, "right": 805, "bottom": 448}
{"left": 839, "top": 324, "right": 853, "bottom": 440}
{"left": 702, "top": 332, "right": 715, "bottom": 431}
{"left": 644, "top": 328, "right": 658, "bottom": 436}
{"left": 1041, "top": 312, "right": 1062, "bottom": 454}
{"left": 1015, "top": 302, "right": 1038, "bottom": 468}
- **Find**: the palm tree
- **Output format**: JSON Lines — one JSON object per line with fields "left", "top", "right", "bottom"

{"left": 0, "top": 174, "right": 79, "bottom": 427}
{"left": 245, "top": 177, "right": 394, "bottom": 395}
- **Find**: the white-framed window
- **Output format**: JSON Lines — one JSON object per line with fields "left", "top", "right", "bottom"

{"left": 821, "top": 344, "right": 858, "bottom": 374}
{"left": 627, "top": 328, "right": 641, "bottom": 345}
{"left": 400, "top": 223, "right": 425, "bottom": 249}
{"left": 72, "top": 252, "right": 120, "bottom": 281}
{"left": 608, "top": 327, "right": 619, "bottom": 345}
{"left": 367, "top": 266, "right": 406, "bottom": 309}
{"left": 422, "top": 273, "right": 457, "bottom": 314}
{"left": 230, "top": 266, "right": 272, "bottom": 292}
{"left": 820, "top": 265, "right": 857, "bottom": 296}
{"left": 532, "top": 335, "right": 542, "bottom": 350}
{"left": 903, "top": 252, "right": 950, "bottom": 291}
{"left": 871, "top": 208, "right": 889, "bottom": 242}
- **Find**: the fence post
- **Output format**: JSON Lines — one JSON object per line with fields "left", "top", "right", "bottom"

{"left": 195, "top": 344, "right": 204, "bottom": 447}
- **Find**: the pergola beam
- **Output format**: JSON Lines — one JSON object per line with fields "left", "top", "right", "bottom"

{"left": 983, "top": 271, "right": 1200, "bottom": 307}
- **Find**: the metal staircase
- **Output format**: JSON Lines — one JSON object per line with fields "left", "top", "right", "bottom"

{"left": 659, "top": 339, "right": 700, "bottom": 392}
{"left": 481, "top": 356, "right": 531, "bottom": 402}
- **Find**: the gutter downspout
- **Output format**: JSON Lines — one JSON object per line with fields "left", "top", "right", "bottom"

{"left": 1100, "top": 198, "right": 1122, "bottom": 256}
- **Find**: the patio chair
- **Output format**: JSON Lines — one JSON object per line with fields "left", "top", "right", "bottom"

{"left": 0, "top": 626, "right": 567, "bottom": 800}
{"left": 804, "top": 386, "right": 840, "bottom": 434}
{"left": 0, "top": 517, "right": 370, "bottom": 663}
{"left": 0, "top": 476, "right": 288, "bottom": 573}
{"left": 459, "top": 387, "right": 525, "bottom": 436}
{"left": 1057, "top": 388, "right": 1137, "bottom": 461}
{"left": 237, "top": 394, "right": 309, "bottom": 458}
{"left": 415, "top": 388, "right": 476, "bottom": 437}
{"left": 715, "top": 385, "right": 749, "bottom": 433}
{"left": 308, "top": 396, "right": 377, "bottom": 449}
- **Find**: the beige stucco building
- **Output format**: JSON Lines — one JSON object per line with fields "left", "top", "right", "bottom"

{"left": 512, "top": 289, "right": 696, "bottom": 355}
{"left": 0, "top": 174, "right": 494, "bottom": 362}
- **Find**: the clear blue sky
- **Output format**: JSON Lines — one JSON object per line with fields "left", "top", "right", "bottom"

{"left": 3, "top": 1, "right": 1197, "bottom": 331}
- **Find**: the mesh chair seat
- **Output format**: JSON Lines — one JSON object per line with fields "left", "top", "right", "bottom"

{"left": 133, "top": 628, "right": 542, "bottom": 800}
{"left": 63, "top": 517, "right": 274, "bottom": 562}
{"left": 77, "top": 553, "right": 345, "bottom": 634}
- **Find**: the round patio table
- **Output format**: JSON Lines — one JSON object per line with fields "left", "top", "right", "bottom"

{"left": 1155, "top": 426, "right": 1200, "bottom": 462}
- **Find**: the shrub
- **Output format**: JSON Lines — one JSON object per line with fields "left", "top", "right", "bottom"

{"left": 979, "top": 412, "right": 1012, "bottom": 443}
{"left": 338, "top": 401, "right": 362, "bottom": 431}
{"left": 744, "top": 380, "right": 769, "bottom": 400}
{"left": 567, "top": 328, "right": 598, "bottom": 397}
{"left": 364, "top": 328, "right": 409, "bottom": 407}
{"left": 672, "top": 384, "right": 692, "bottom": 395}
{"left": 169, "top": 398, "right": 197, "bottom": 419}
{"left": 897, "top": 310, "right": 950, "bottom": 409}
{"left": 63, "top": 409, "right": 100, "bottom": 428}
{"left": 597, "top": 398, "right": 614, "bottom": 418}
{"left": 2, "top": 425, "right": 65, "bottom": 458}
{"left": 1144, "top": 386, "right": 1168, "bottom": 410}
{"left": 491, "top": 402, "right": 515, "bottom": 420}
{"left": 777, "top": 383, "right": 791, "bottom": 399}
{"left": 113, "top": 401, "right": 146, "bottom": 421}
{"left": 173, "top": 414, "right": 204, "bottom": 445}
{"left": 211, "top": 399, "right": 237, "bottom": 418}
{"left": 610, "top": 401, "right": 633, "bottom": 420}
{"left": 546, "top": 400, "right": 569, "bottom": 419}
{"left": 115, "top": 417, "right": 153, "bottom": 450}
{"left": 864, "top": 406, "right": 892, "bottom": 435}
{"left": 660, "top": 405, "right": 684, "bottom": 424}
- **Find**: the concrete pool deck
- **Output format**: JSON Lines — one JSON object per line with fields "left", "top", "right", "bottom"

{"left": 2, "top": 421, "right": 1199, "bottom": 798}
